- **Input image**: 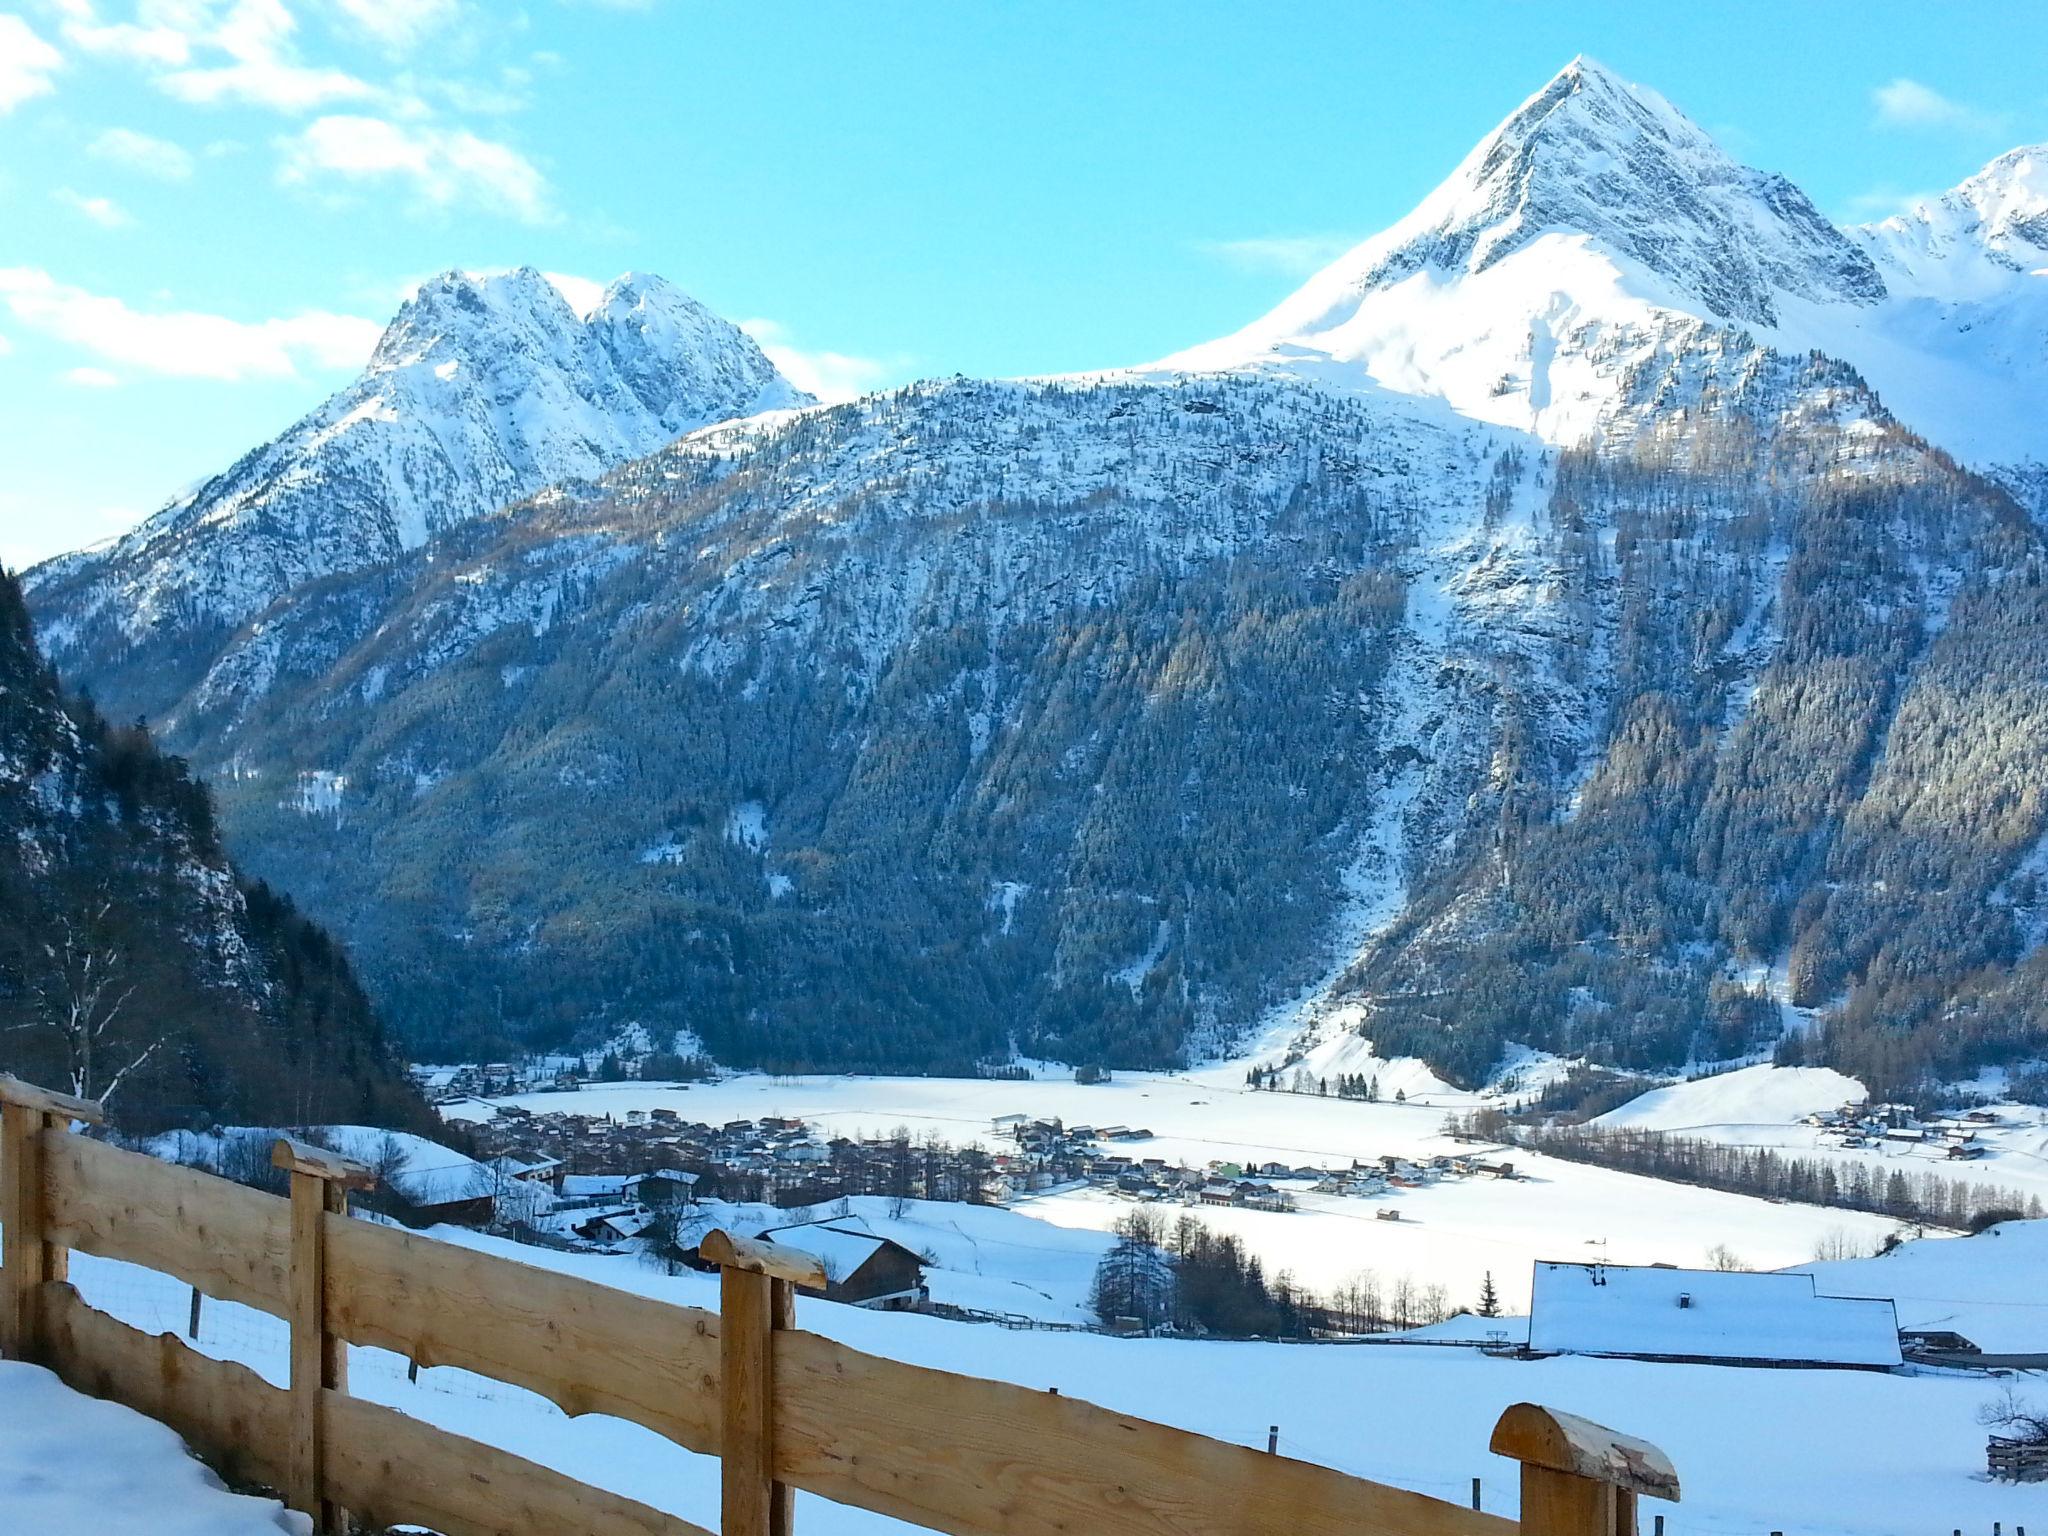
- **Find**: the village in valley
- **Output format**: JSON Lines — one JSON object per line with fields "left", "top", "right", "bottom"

{"left": 424, "top": 1072, "right": 1520, "bottom": 1283}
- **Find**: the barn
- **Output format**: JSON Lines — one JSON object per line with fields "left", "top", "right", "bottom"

{"left": 756, "top": 1219, "right": 927, "bottom": 1308}
{"left": 1528, "top": 1261, "right": 1902, "bottom": 1370}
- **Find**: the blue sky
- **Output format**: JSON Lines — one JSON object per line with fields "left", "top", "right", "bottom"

{"left": 2, "top": 0, "right": 2042, "bottom": 570}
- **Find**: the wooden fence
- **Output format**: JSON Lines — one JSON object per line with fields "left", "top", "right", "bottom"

{"left": 0, "top": 1075, "right": 1680, "bottom": 1536}
{"left": 1988, "top": 1436, "right": 2048, "bottom": 1482}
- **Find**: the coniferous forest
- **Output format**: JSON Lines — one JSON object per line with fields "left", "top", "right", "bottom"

{"left": 0, "top": 570, "right": 433, "bottom": 1133}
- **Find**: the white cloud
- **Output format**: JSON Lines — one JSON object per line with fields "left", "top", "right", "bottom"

{"left": 54, "top": 188, "right": 136, "bottom": 228}
{"left": 112, "top": 0, "right": 380, "bottom": 112}
{"left": 333, "top": 0, "right": 458, "bottom": 50}
{"left": 59, "top": 10, "right": 194, "bottom": 66}
{"left": 1871, "top": 79, "right": 2002, "bottom": 134}
{"left": 161, "top": 56, "right": 376, "bottom": 111}
{"left": 88, "top": 127, "right": 197, "bottom": 181}
{"left": 0, "top": 267, "right": 381, "bottom": 381}
{"left": 739, "top": 318, "right": 894, "bottom": 403}
{"left": 0, "top": 331, "right": 12, "bottom": 354}
{"left": 0, "top": 15, "right": 64, "bottom": 112}
{"left": 277, "top": 113, "right": 553, "bottom": 222}
{"left": 63, "top": 365, "right": 121, "bottom": 388}
{"left": 1195, "top": 233, "right": 1364, "bottom": 278}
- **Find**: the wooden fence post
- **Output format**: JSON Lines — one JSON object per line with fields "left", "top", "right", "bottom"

{"left": 273, "top": 1137, "right": 376, "bottom": 1536}
{"left": 702, "top": 1229, "right": 829, "bottom": 1536}
{"left": 0, "top": 1076, "right": 103, "bottom": 1363}
{"left": 1491, "top": 1402, "right": 1679, "bottom": 1536}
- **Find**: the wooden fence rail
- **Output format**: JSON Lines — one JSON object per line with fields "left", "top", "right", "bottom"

{"left": 0, "top": 1075, "right": 1679, "bottom": 1536}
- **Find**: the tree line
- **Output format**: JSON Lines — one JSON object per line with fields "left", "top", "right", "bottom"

{"left": 1453, "top": 1111, "right": 2045, "bottom": 1231}
{"left": 1090, "top": 1207, "right": 1460, "bottom": 1337}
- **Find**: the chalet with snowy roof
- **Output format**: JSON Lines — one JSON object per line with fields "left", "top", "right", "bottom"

{"left": 756, "top": 1220, "right": 927, "bottom": 1308}
{"left": 571, "top": 1207, "right": 654, "bottom": 1245}
{"left": 1527, "top": 1261, "right": 1902, "bottom": 1370}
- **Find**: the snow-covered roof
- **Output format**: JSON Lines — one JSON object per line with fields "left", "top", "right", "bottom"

{"left": 758, "top": 1220, "right": 906, "bottom": 1283}
{"left": 1528, "top": 1261, "right": 1901, "bottom": 1367}
{"left": 591, "top": 1210, "right": 654, "bottom": 1240}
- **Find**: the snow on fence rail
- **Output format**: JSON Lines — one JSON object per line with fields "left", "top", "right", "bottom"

{"left": 0, "top": 1075, "right": 1678, "bottom": 1536}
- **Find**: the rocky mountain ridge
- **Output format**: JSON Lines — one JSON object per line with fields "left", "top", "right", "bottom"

{"left": 27, "top": 268, "right": 809, "bottom": 722}
{"left": 1159, "top": 58, "right": 2046, "bottom": 517}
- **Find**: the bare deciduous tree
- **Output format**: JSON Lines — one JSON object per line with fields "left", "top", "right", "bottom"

{"left": 1979, "top": 1385, "right": 2048, "bottom": 1445}
{"left": 2, "top": 897, "right": 156, "bottom": 1106}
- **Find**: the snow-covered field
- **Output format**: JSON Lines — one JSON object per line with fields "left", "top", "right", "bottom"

{"left": 0, "top": 1360, "right": 304, "bottom": 1536}
{"left": 689, "top": 1194, "right": 1114, "bottom": 1325}
{"left": 1595, "top": 1065, "right": 1867, "bottom": 1132}
{"left": 1592, "top": 1064, "right": 2048, "bottom": 1204}
{"left": 1799, "top": 1218, "right": 2048, "bottom": 1353}
{"left": 57, "top": 1220, "right": 2048, "bottom": 1536}
{"left": 447, "top": 1060, "right": 1902, "bottom": 1310}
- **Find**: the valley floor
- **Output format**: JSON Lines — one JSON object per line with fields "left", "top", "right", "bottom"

{"left": 446, "top": 1062, "right": 1905, "bottom": 1310}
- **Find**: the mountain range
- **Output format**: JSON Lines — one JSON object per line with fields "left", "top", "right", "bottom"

{"left": 20, "top": 58, "right": 2048, "bottom": 1096}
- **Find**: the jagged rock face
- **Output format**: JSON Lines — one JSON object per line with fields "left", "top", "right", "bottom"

{"left": 1352, "top": 58, "right": 1884, "bottom": 327}
{"left": 24, "top": 268, "right": 810, "bottom": 720}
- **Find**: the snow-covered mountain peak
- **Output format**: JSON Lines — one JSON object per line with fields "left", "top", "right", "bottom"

{"left": 368, "top": 266, "right": 582, "bottom": 374}
{"left": 1172, "top": 57, "right": 1879, "bottom": 365}
{"left": 26, "top": 265, "right": 813, "bottom": 678}
{"left": 1152, "top": 62, "right": 2047, "bottom": 504}
{"left": 1853, "top": 146, "right": 2048, "bottom": 300}
{"left": 586, "top": 269, "right": 811, "bottom": 431}
{"left": 1941, "top": 144, "right": 2048, "bottom": 262}
{"left": 1152, "top": 61, "right": 1889, "bottom": 445}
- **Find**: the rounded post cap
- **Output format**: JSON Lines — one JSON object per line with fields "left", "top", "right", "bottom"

{"left": 1491, "top": 1402, "right": 1679, "bottom": 1500}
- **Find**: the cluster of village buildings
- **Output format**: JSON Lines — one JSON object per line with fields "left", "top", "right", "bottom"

{"left": 1804, "top": 1102, "right": 2002, "bottom": 1160}
{"left": 428, "top": 1099, "right": 1523, "bottom": 1245}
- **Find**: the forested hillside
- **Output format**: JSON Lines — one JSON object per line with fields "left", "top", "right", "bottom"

{"left": 34, "top": 357, "right": 2047, "bottom": 1096}
{"left": 1348, "top": 394, "right": 2048, "bottom": 1093}
{"left": 0, "top": 569, "right": 432, "bottom": 1133}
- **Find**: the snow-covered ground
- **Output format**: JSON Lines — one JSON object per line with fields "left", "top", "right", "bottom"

{"left": 1594, "top": 1064, "right": 1865, "bottom": 1131}
{"left": 1592, "top": 1064, "right": 2048, "bottom": 1204}
{"left": 0, "top": 1360, "right": 304, "bottom": 1536}
{"left": 1798, "top": 1219, "right": 2048, "bottom": 1354}
{"left": 447, "top": 1061, "right": 1903, "bottom": 1311}
{"left": 687, "top": 1194, "right": 1113, "bottom": 1325}
{"left": 59, "top": 1219, "right": 2048, "bottom": 1536}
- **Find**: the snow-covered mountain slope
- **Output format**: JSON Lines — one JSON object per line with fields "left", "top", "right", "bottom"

{"left": 1155, "top": 58, "right": 2046, "bottom": 512}
{"left": 87, "top": 341, "right": 2048, "bottom": 1090}
{"left": 24, "top": 267, "right": 810, "bottom": 719}
{"left": 1837, "top": 146, "right": 2048, "bottom": 509}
